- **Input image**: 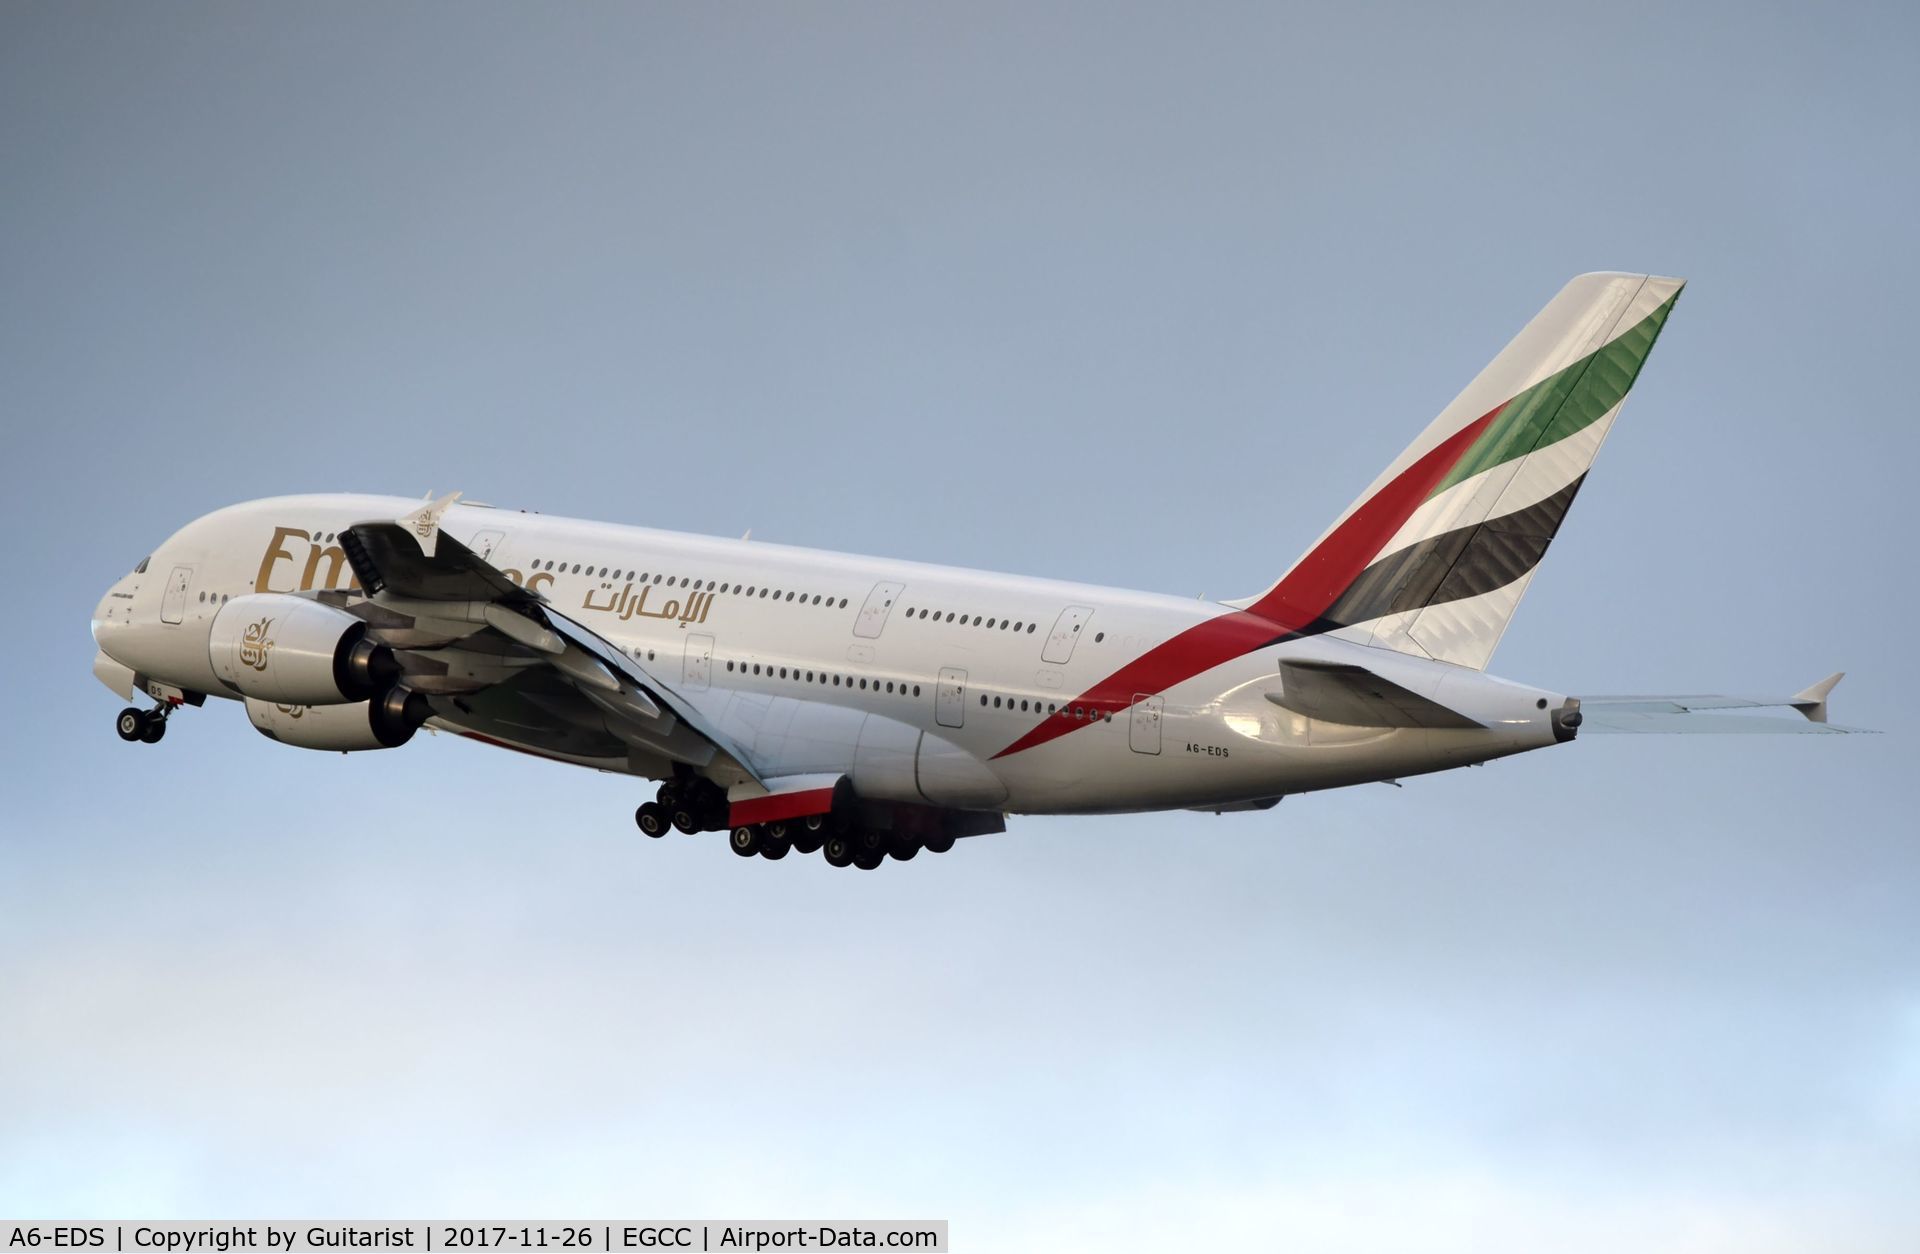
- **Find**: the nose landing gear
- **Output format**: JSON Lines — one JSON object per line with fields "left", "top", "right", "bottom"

{"left": 114, "top": 704, "right": 172, "bottom": 744}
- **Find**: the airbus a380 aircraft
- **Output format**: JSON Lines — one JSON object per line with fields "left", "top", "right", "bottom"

{"left": 90, "top": 273, "right": 1867, "bottom": 869}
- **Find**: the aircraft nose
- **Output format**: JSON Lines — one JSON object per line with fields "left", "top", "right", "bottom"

{"left": 92, "top": 576, "right": 135, "bottom": 652}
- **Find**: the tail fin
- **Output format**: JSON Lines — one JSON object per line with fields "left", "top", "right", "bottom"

{"left": 1238, "top": 272, "right": 1684, "bottom": 669}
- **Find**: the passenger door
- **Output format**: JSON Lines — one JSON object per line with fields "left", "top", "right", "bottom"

{"left": 1129, "top": 694, "right": 1164, "bottom": 755}
{"left": 854, "top": 580, "right": 906, "bottom": 638}
{"left": 160, "top": 565, "right": 193, "bottom": 625}
{"left": 1043, "top": 605, "right": 1094, "bottom": 664}
{"left": 683, "top": 633, "right": 714, "bottom": 691}
{"left": 935, "top": 667, "right": 968, "bottom": 728}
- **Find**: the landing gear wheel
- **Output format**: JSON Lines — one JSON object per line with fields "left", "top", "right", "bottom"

{"left": 766, "top": 820, "right": 789, "bottom": 842}
{"left": 887, "top": 842, "right": 919, "bottom": 862}
{"left": 116, "top": 708, "right": 146, "bottom": 742}
{"left": 852, "top": 850, "right": 884, "bottom": 871}
{"left": 802, "top": 814, "right": 826, "bottom": 833}
{"left": 793, "top": 831, "right": 825, "bottom": 856}
{"left": 634, "top": 802, "right": 669, "bottom": 838}
{"left": 822, "top": 836, "right": 854, "bottom": 868}
{"left": 760, "top": 838, "right": 791, "bottom": 861}
{"left": 923, "top": 834, "right": 956, "bottom": 854}
{"left": 139, "top": 716, "right": 167, "bottom": 744}
{"left": 855, "top": 828, "right": 886, "bottom": 854}
{"left": 671, "top": 807, "right": 702, "bottom": 835}
{"left": 729, "top": 826, "right": 762, "bottom": 857}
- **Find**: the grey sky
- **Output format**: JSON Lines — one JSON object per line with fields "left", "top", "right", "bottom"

{"left": 2, "top": 3, "right": 1914, "bottom": 1248}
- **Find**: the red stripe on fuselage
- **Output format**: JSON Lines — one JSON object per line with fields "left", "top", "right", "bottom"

{"left": 992, "top": 406, "right": 1503, "bottom": 759}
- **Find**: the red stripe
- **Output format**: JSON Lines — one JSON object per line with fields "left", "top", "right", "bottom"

{"left": 730, "top": 787, "right": 837, "bottom": 828}
{"left": 993, "top": 406, "right": 1503, "bottom": 759}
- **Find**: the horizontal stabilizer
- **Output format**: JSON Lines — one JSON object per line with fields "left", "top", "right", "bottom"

{"left": 1579, "top": 673, "right": 1874, "bottom": 734}
{"left": 1578, "top": 711, "right": 1873, "bottom": 735}
{"left": 1268, "top": 660, "right": 1483, "bottom": 729}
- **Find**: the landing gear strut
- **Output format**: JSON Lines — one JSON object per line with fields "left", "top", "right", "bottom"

{"left": 656, "top": 777, "right": 727, "bottom": 834}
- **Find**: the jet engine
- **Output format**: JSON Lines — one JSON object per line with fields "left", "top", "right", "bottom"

{"left": 209, "top": 593, "right": 398, "bottom": 705}
{"left": 244, "top": 687, "right": 432, "bottom": 751}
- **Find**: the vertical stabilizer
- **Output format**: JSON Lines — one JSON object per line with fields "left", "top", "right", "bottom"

{"left": 1239, "top": 272, "right": 1684, "bottom": 668}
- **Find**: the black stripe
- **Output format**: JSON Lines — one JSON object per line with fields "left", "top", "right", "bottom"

{"left": 1298, "top": 473, "right": 1587, "bottom": 636}
{"left": 1160, "top": 474, "right": 1588, "bottom": 672}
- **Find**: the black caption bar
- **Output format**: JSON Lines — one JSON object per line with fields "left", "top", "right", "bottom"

{"left": 0, "top": 1224, "right": 948, "bottom": 1254}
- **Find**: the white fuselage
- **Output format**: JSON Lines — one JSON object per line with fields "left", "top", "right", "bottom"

{"left": 93, "top": 495, "right": 1570, "bottom": 814}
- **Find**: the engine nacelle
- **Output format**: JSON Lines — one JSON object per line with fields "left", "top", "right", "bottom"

{"left": 245, "top": 687, "right": 432, "bottom": 751}
{"left": 209, "top": 593, "right": 397, "bottom": 705}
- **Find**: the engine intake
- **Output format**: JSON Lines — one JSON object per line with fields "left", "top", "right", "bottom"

{"left": 209, "top": 593, "right": 398, "bottom": 706}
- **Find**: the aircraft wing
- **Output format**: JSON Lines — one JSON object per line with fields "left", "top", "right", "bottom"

{"left": 338, "top": 504, "right": 762, "bottom": 786}
{"left": 1576, "top": 673, "right": 1876, "bottom": 734}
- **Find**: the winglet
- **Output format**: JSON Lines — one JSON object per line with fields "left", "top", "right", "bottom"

{"left": 399, "top": 491, "right": 463, "bottom": 557}
{"left": 1791, "top": 672, "right": 1844, "bottom": 724}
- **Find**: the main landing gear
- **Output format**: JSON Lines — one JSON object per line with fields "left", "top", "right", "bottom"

{"left": 115, "top": 704, "right": 171, "bottom": 745}
{"left": 740, "top": 819, "right": 946, "bottom": 870}
{"left": 633, "top": 777, "right": 727, "bottom": 839}
{"left": 633, "top": 778, "right": 962, "bottom": 869}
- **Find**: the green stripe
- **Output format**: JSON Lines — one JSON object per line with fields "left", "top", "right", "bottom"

{"left": 1428, "top": 289, "right": 1681, "bottom": 500}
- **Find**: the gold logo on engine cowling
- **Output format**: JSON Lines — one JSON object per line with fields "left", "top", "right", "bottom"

{"left": 239, "top": 617, "right": 275, "bottom": 671}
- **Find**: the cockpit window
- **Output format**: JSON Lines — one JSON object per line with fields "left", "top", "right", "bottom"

{"left": 134, "top": 556, "right": 150, "bottom": 574}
